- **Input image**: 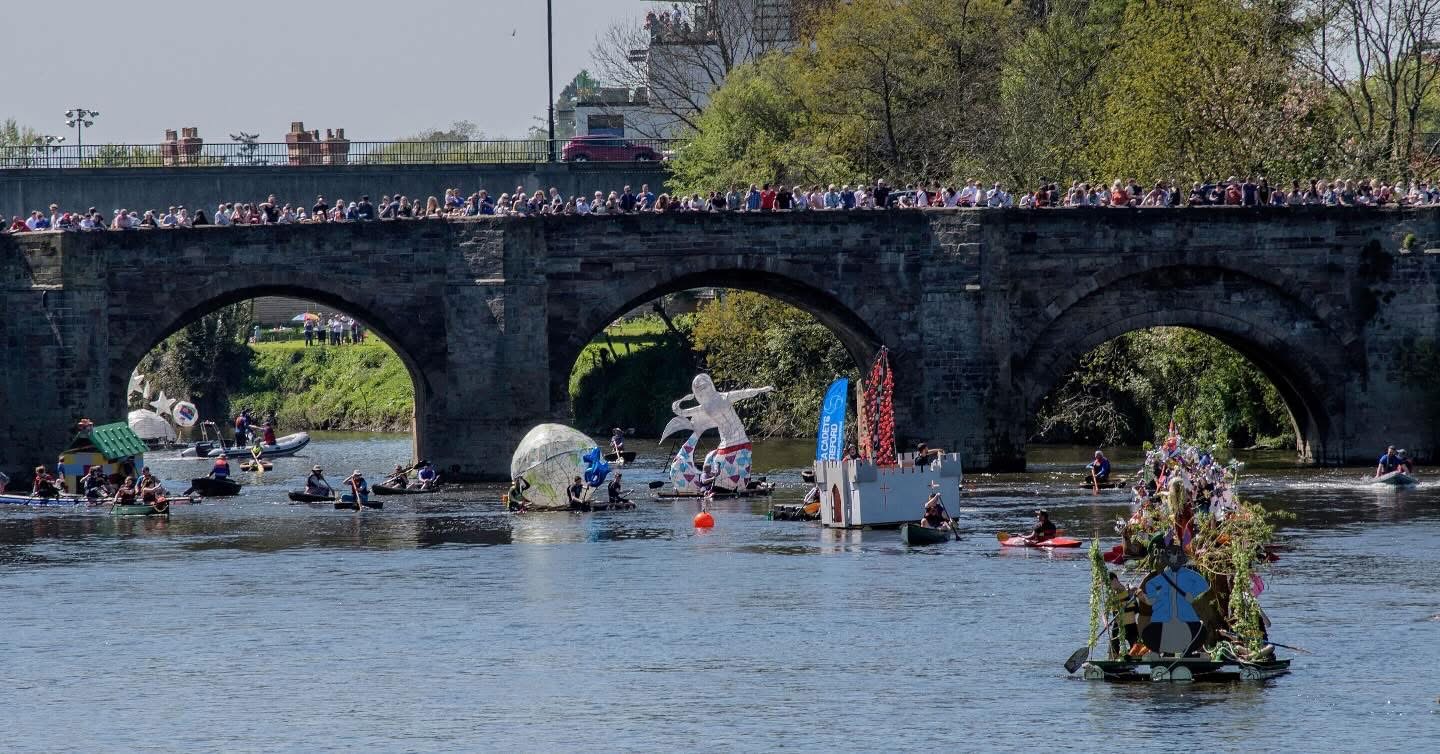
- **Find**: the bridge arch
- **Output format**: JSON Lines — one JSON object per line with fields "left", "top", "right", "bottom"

{"left": 548, "top": 266, "right": 892, "bottom": 407}
{"left": 110, "top": 279, "right": 443, "bottom": 451}
{"left": 1015, "top": 264, "right": 1352, "bottom": 463}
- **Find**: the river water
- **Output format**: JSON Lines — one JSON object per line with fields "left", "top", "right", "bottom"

{"left": 2, "top": 433, "right": 1435, "bottom": 751}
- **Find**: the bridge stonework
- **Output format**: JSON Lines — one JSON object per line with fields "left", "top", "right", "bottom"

{"left": 3, "top": 208, "right": 1437, "bottom": 480}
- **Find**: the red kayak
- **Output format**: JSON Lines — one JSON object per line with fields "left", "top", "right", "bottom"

{"left": 1000, "top": 535, "right": 1083, "bottom": 549}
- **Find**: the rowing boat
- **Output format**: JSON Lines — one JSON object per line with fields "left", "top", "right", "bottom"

{"left": 111, "top": 502, "right": 170, "bottom": 516}
{"left": 287, "top": 491, "right": 334, "bottom": 503}
{"left": 372, "top": 484, "right": 439, "bottom": 496}
{"left": 900, "top": 523, "right": 953, "bottom": 545}
{"left": 185, "top": 477, "right": 242, "bottom": 497}
{"left": 1373, "top": 470, "right": 1418, "bottom": 486}
{"left": 334, "top": 499, "right": 383, "bottom": 510}
{"left": 999, "top": 534, "right": 1083, "bottom": 548}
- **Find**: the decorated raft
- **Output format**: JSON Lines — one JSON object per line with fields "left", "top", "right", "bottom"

{"left": 1074, "top": 428, "right": 1290, "bottom": 684}
{"left": 814, "top": 350, "right": 962, "bottom": 529}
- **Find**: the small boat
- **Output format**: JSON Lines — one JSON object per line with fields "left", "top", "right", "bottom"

{"left": 604, "top": 450, "right": 637, "bottom": 464}
{"left": 1373, "top": 470, "right": 1418, "bottom": 486}
{"left": 1078, "top": 477, "right": 1129, "bottom": 489}
{"left": 334, "top": 499, "right": 383, "bottom": 510}
{"left": 0, "top": 492, "right": 89, "bottom": 507}
{"left": 111, "top": 500, "right": 171, "bottom": 516}
{"left": 372, "top": 484, "right": 439, "bottom": 496}
{"left": 287, "top": 491, "right": 335, "bottom": 503}
{"left": 181, "top": 431, "right": 311, "bottom": 459}
{"left": 655, "top": 482, "right": 776, "bottom": 499}
{"left": 999, "top": 534, "right": 1083, "bottom": 548}
{"left": 770, "top": 501, "right": 820, "bottom": 521}
{"left": 240, "top": 460, "right": 273, "bottom": 472}
{"left": 901, "top": 522, "right": 954, "bottom": 545}
{"left": 340, "top": 491, "right": 370, "bottom": 504}
{"left": 184, "top": 477, "right": 242, "bottom": 497}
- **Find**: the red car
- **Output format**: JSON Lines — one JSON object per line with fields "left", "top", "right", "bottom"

{"left": 561, "top": 136, "right": 661, "bottom": 162}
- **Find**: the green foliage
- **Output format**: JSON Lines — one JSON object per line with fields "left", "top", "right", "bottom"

{"left": 691, "top": 292, "right": 856, "bottom": 437}
{"left": 571, "top": 337, "right": 697, "bottom": 435}
{"left": 1036, "top": 328, "right": 1294, "bottom": 448}
{"left": 230, "top": 343, "right": 415, "bottom": 432}
{"left": 136, "top": 304, "right": 254, "bottom": 422}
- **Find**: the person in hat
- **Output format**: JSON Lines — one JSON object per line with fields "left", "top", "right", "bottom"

{"left": 415, "top": 460, "right": 439, "bottom": 490}
{"left": 305, "top": 465, "right": 332, "bottom": 497}
{"left": 343, "top": 469, "right": 369, "bottom": 498}
{"left": 1025, "top": 509, "right": 1058, "bottom": 543}
{"left": 208, "top": 453, "right": 231, "bottom": 480}
{"left": 1398, "top": 449, "right": 1417, "bottom": 476}
{"left": 610, "top": 427, "right": 626, "bottom": 458}
{"left": 1375, "top": 445, "right": 1403, "bottom": 477}
{"left": 919, "top": 486, "right": 952, "bottom": 530}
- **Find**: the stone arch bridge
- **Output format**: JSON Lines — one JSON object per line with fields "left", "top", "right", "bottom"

{"left": 3, "top": 209, "right": 1437, "bottom": 480}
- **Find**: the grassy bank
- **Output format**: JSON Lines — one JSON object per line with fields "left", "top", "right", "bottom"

{"left": 229, "top": 342, "right": 414, "bottom": 432}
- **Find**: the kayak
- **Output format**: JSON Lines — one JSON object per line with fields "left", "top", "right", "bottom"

{"left": 287, "top": 491, "right": 335, "bottom": 503}
{"left": 372, "top": 484, "right": 439, "bottom": 496}
{"left": 185, "top": 477, "right": 242, "bottom": 497}
{"left": 1000, "top": 535, "right": 1083, "bottom": 548}
{"left": 604, "top": 451, "right": 637, "bottom": 464}
{"left": 335, "top": 499, "right": 383, "bottom": 510}
{"left": 1373, "top": 470, "right": 1418, "bottom": 486}
{"left": 901, "top": 523, "right": 953, "bottom": 545}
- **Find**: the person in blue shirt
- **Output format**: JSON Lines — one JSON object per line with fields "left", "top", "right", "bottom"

{"left": 639, "top": 184, "right": 656, "bottom": 211}
{"left": 416, "top": 461, "right": 439, "bottom": 490}
{"left": 1376, "top": 445, "right": 1403, "bottom": 476}
{"left": 1087, "top": 450, "right": 1111, "bottom": 484}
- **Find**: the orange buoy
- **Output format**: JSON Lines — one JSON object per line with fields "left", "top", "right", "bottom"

{"left": 693, "top": 511, "right": 715, "bottom": 528}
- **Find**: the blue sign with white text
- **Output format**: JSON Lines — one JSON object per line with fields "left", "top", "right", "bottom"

{"left": 816, "top": 378, "right": 849, "bottom": 461}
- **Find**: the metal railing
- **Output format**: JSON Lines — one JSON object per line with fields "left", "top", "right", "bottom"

{"left": 0, "top": 139, "right": 681, "bottom": 169}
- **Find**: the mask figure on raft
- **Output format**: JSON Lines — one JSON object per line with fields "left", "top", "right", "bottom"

{"left": 660, "top": 374, "right": 773, "bottom": 493}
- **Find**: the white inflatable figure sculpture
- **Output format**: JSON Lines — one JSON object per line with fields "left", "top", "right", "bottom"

{"left": 660, "top": 374, "right": 773, "bottom": 494}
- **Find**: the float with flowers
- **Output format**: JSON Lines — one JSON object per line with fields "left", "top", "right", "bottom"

{"left": 1069, "top": 425, "right": 1292, "bottom": 683}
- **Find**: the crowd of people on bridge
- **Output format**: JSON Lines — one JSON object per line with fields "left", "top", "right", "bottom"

{"left": 8, "top": 174, "right": 1440, "bottom": 235}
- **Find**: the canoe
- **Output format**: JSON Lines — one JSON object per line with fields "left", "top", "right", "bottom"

{"left": 1000, "top": 534, "right": 1083, "bottom": 548}
{"left": 901, "top": 523, "right": 953, "bottom": 545}
{"left": 372, "top": 484, "right": 439, "bottom": 496}
{"left": 0, "top": 493, "right": 89, "bottom": 507}
{"left": 181, "top": 432, "right": 311, "bottom": 459}
{"left": 334, "top": 499, "right": 383, "bottom": 510}
{"left": 112, "top": 502, "right": 170, "bottom": 516}
{"left": 604, "top": 451, "right": 637, "bottom": 464}
{"left": 185, "top": 477, "right": 242, "bottom": 497}
{"left": 287, "top": 491, "right": 335, "bottom": 503}
{"left": 1373, "top": 470, "right": 1418, "bottom": 486}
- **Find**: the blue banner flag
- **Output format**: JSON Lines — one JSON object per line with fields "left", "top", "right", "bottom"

{"left": 816, "top": 378, "right": 849, "bottom": 461}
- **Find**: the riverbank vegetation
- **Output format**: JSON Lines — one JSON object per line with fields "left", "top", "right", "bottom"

{"left": 672, "top": 0, "right": 1440, "bottom": 193}
{"left": 229, "top": 342, "right": 415, "bottom": 432}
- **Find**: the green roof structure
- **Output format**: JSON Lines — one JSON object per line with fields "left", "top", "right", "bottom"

{"left": 64, "top": 422, "right": 148, "bottom": 460}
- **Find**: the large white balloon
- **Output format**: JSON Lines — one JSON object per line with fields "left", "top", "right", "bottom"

{"left": 128, "top": 409, "right": 176, "bottom": 442}
{"left": 510, "top": 423, "right": 596, "bottom": 510}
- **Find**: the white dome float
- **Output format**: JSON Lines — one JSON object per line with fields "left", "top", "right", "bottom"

{"left": 128, "top": 409, "right": 177, "bottom": 443}
{"left": 510, "top": 423, "right": 611, "bottom": 510}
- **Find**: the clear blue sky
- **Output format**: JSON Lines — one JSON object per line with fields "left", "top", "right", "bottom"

{"left": 0, "top": 0, "right": 654, "bottom": 144}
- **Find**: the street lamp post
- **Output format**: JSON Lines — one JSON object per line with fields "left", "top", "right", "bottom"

{"left": 64, "top": 107, "right": 100, "bottom": 153}
{"left": 31, "top": 135, "right": 65, "bottom": 168}
{"left": 547, "top": 0, "right": 556, "bottom": 162}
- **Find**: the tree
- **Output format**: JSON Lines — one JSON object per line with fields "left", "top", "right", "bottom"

{"left": 1301, "top": 0, "right": 1440, "bottom": 176}
{"left": 592, "top": 1, "right": 788, "bottom": 137}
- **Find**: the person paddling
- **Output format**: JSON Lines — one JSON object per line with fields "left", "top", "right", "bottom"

{"left": 610, "top": 427, "right": 626, "bottom": 458}
{"left": 112, "top": 476, "right": 139, "bottom": 505}
{"left": 1024, "top": 509, "right": 1058, "bottom": 543}
{"left": 342, "top": 470, "right": 369, "bottom": 499}
{"left": 920, "top": 490, "right": 953, "bottom": 530}
{"left": 209, "top": 453, "right": 231, "bottom": 480}
{"left": 507, "top": 476, "right": 531, "bottom": 512}
{"left": 305, "top": 465, "right": 333, "bottom": 497}
{"left": 1088, "top": 450, "right": 1111, "bottom": 486}
{"left": 32, "top": 465, "right": 61, "bottom": 498}
{"left": 1376, "top": 445, "right": 1402, "bottom": 477}
{"left": 384, "top": 464, "right": 409, "bottom": 489}
{"left": 567, "top": 475, "right": 588, "bottom": 510}
{"left": 415, "top": 461, "right": 439, "bottom": 490}
{"left": 607, "top": 473, "right": 630, "bottom": 506}
{"left": 81, "top": 466, "right": 111, "bottom": 503}
{"left": 139, "top": 466, "right": 168, "bottom": 502}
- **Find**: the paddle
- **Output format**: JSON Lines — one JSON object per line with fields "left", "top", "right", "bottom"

{"left": 1065, "top": 609, "right": 1122, "bottom": 674}
{"left": 1090, "top": 467, "right": 1099, "bottom": 495}
{"left": 385, "top": 462, "right": 419, "bottom": 488}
